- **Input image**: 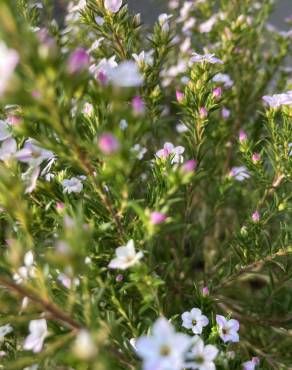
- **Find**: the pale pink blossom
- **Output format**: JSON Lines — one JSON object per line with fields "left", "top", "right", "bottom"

{"left": 216, "top": 315, "right": 239, "bottom": 343}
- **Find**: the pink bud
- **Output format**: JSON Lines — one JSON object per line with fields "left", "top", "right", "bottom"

{"left": 252, "top": 211, "right": 260, "bottom": 222}
{"left": 202, "top": 286, "right": 209, "bottom": 296}
{"left": 32, "top": 90, "right": 41, "bottom": 99}
{"left": 68, "top": 48, "right": 90, "bottom": 74}
{"left": 56, "top": 202, "right": 64, "bottom": 212}
{"left": 212, "top": 86, "right": 222, "bottom": 99}
{"left": 132, "top": 95, "right": 145, "bottom": 115}
{"left": 116, "top": 274, "right": 124, "bottom": 282}
{"left": 97, "top": 71, "right": 107, "bottom": 85}
{"left": 199, "top": 107, "right": 208, "bottom": 119}
{"left": 252, "top": 152, "right": 261, "bottom": 163}
{"left": 98, "top": 133, "right": 120, "bottom": 154}
{"left": 239, "top": 129, "right": 247, "bottom": 143}
{"left": 150, "top": 211, "right": 167, "bottom": 225}
{"left": 182, "top": 159, "right": 197, "bottom": 173}
{"left": 176, "top": 90, "right": 184, "bottom": 102}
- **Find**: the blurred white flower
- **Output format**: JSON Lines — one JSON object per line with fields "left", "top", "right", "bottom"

{"left": 176, "top": 123, "right": 188, "bottom": 133}
{"left": 62, "top": 177, "right": 83, "bottom": 194}
{"left": 181, "top": 308, "right": 209, "bottom": 334}
{"left": 24, "top": 319, "right": 48, "bottom": 353}
{"left": 230, "top": 166, "right": 250, "bottom": 181}
{"left": 132, "top": 144, "right": 147, "bottom": 160}
{"left": 156, "top": 142, "right": 185, "bottom": 164}
{"left": 0, "top": 42, "right": 19, "bottom": 97}
{"left": 108, "top": 239, "right": 143, "bottom": 270}
{"left": 73, "top": 330, "right": 97, "bottom": 359}
{"left": 0, "top": 138, "right": 17, "bottom": 160}
{"left": 0, "top": 120, "right": 12, "bottom": 141}
{"left": 185, "top": 336, "right": 218, "bottom": 370}
{"left": 243, "top": 357, "right": 260, "bottom": 370}
{"left": 107, "top": 61, "right": 143, "bottom": 87}
{"left": 199, "top": 15, "right": 218, "bottom": 33}
{"left": 104, "top": 0, "right": 122, "bottom": 13}
{"left": 212, "top": 73, "right": 233, "bottom": 88}
{"left": 0, "top": 324, "right": 13, "bottom": 340}
{"left": 23, "top": 365, "right": 38, "bottom": 370}
{"left": 83, "top": 102, "right": 94, "bottom": 116}
{"left": 216, "top": 315, "right": 240, "bottom": 343}
{"left": 13, "top": 251, "right": 36, "bottom": 284}
{"left": 136, "top": 317, "right": 191, "bottom": 370}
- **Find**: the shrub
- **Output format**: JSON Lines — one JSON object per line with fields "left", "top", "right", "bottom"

{"left": 0, "top": 0, "right": 291, "bottom": 369}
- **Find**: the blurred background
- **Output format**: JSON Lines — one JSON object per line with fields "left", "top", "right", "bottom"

{"left": 54, "top": 0, "right": 292, "bottom": 29}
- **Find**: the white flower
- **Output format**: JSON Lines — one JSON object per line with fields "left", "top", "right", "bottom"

{"left": 73, "top": 330, "right": 97, "bottom": 359}
{"left": 199, "top": 15, "right": 218, "bottom": 33}
{"left": 158, "top": 13, "right": 173, "bottom": 33}
{"left": 216, "top": 315, "right": 239, "bottom": 343}
{"left": 0, "top": 42, "right": 19, "bottom": 97}
{"left": 181, "top": 308, "right": 209, "bottom": 335}
{"left": 108, "top": 239, "right": 143, "bottom": 270}
{"left": 132, "top": 144, "right": 147, "bottom": 160}
{"left": 190, "top": 52, "right": 224, "bottom": 65}
{"left": 132, "top": 51, "right": 153, "bottom": 66}
{"left": 62, "top": 177, "right": 83, "bottom": 194}
{"left": 22, "top": 166, "right": 40, "bottom": 194}
{"left": 13, "top": 251, "right": 35, "bottom": 284}
{"left": 0, "top": 138, "right": 17, "bottom": 160}
{"left": 176, "top": 123, "right": 188, "bottom": 133}
{"left": 185, "top": 336, "right": 218, "bottom": 370}
{"left": 230, "top": 166, "right": 250, "bottom": 181}
{"left": 136, "top": 317, "right": 191, "bottom": 370}
{"left": 156, "top": 142, "right": 185, "bottom": 164}
{"left": 15, "top": 139, "right": 54, "bottom": 167}
{"left": 104, "top": 0, "right": 122, "bottom": 13}
{"left": 242, "top": 357, "right": 260, "bottom": 370}
{"left": 212, "top": 73, "right": 233, "bottom": 88}
{"left": 262, "top": 91, "right": 292, "bottom": 108}
{"left": 90, "top": 56, "right": 118, "bottom": 81}
{"left": 0, "top": 324, "right": 13, "bottom": 340}
{"left": 23, "top": 365, "right": 38, "bottom": 370}
{"left": 24, "top": 319, "right": 48, "bottom": 353}
{"left": 119, "top": 119, "right": 128, "bottom": 130}
{"left": 0, "top": 120, "right": 12, "bottom": 141}
{"left": 107, "top": 61, "right": 143, "bottom": 87}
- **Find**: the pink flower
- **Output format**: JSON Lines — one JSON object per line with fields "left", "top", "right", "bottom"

{"left": 156, "top": 142, "right": 185, "bottom": 164}
{"left": 252, "top": 153, "right": 260, "bottom": 163}
{"left": 132, "top": 96, "right": 145, "bottom": 115}
{"left": 252, "top": 211, "right": 260, "bottom": 222}
{"left": 56, "top": 202, "right": 65, "bottom": 212}
{"left": 150, "top": 212, "right": 167, "bottom": 225}
{"left": 68, "top": 48, "right": 90, "bottom": 74}
{"left": 239, "top": 129, "right": 247, "bottom": 143}
{"left": 216, "top": 315, "right": 239, "bottom": 343}
{"left": 182, "top": 159, "right": 197, "bottom": 173}
{"left": 176, "top": 90, "right": 184, "bottom": 102}
{"left": 7, "top": 114, "right": 21, "bottom": 126}
{"left": 213, "top": 87, "right": 222, "bottom": 99}
{"left": 98, "top": 133, "right": 120, "bottom": 154}
{"left": 199, "top": 107, "right": 208, "bottom": 119}
{"left": 202, "top": 286, "right": 209, "bottom": 296}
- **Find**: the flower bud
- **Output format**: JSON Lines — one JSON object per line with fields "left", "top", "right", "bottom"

{"left": 252, "top": 152, "right": 260, "bottom": 163}
{"left": 176, "top": 90, "right": 184, "bottom": 103}
{"left": 212, "top": 86, "right": 222, "bottom": 99}
{"left": 132, "top": 95, "right": 145, "bottom": 115}
{"left": 239, "top": 129, "right": 247, "bottom": 143}
{"left": 199, "top": 106, "right": 208, "bottom": 119}
{"left": 150, "top": 212, "right": 167, "bottom": 225}
{"left": 182, "top": 159, "right": 197, "bottom": 173}
{"left": 252, "top": 211, "right": 260, "bottom": 222}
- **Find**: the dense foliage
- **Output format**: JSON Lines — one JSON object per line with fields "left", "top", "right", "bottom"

{"left": 0, "top": 0, "right": 291, "bottom": 369}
